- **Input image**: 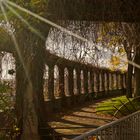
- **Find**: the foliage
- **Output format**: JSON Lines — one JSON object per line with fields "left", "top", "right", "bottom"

{"left": 96, "top": 23, "right": 128, "bottom": 71}
{"left": 0, "top": 125, "right": 20, "bottom": 140}
{"left": 0, "top": 26, "right": 11, "bottom": 45}
{"left": 0, "top": 1, "right": 139, "bottom": 140}
{"left": 0, "top": 81, "right": 14, "bottom": 114}
{"left": 0, "top": 0, "right": 50, "bottom": 41}
{"left": 0, "top": 1, "right": 128, "bottom": 71}
{"left": 0, "top": 81, "right": 19, "bottom": 140}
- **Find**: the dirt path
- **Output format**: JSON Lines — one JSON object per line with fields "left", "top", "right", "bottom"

{"left": 48, "top": 99, "right": 116, "bottom": 139}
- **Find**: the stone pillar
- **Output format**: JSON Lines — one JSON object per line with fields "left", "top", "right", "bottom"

{"left": 83, "top": 69, "right": 88, "bottom": 94}
{"left": 120, "top": 74, "right": 124, "bottom": 89}
{"left": 95, "top": 72, "right": 100, "bottom": 93}
{"left": 109, "top": 73, "right": 112, "bottom": 90}
{"left": 90, "top": 70, "right": 94, "bottom": 93}
{"left": 124, "top": 73, "right": 127, "bottom": 88}
{"left": 101, "top": 71, "right": 105, "bottom": 92}
{"left": 106, "top": 72, "right": 110, "bottom": 92}
{"left": 64, "top": 68, "right": 69, "bottom": 96}
{"left": 76, "top": 69, "right": 81, "bottom": 95}
{"left": 111, "top": 73, "right": 114, "bottom": 90}
{"left": 99, "top": 73, "right": 102, "bottom": 91}
{"left": 68, "top": 68, "right": 74, "bottom": 96}
{"left": 48, "top": 65, "right": 55, "bottom": 100}
{"left": 58, "top": 66, "right": 65, "bottom": 99}
{"left": 116, "top": 73, "right": 119, "bottom": 90}
{"left": 114, "top": 73, "right": 116, "bottom": 89}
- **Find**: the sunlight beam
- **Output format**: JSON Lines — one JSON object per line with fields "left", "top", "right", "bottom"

{"left": 4, "top": 3, "right": 46, "bottom": 41}
{"left": 6, "top": 0, "right": 89, "bottom": 43}
{"left": 0, "top": 3, "right": 31, "bottom": 83}
{"left": 128, "top": 60, "right": 140, "bottom": 69}
{"left": 2, "top": 0, "right": 140, "bottom": 70}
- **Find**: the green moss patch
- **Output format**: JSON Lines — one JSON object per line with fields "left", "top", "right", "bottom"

{"left": 96, "top": 96, "right": 133, "bottom": 116}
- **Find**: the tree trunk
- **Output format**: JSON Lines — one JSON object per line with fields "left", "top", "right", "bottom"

{"left": 15, "top": 31, "right": 55, "bottom": 139}
{"left": 15, "top": 50, "right": 41, "bottom": 140}
{"left": 21, "top": 83, "right": 40, "bottom": 140}
{"left": 126, "top": 63, "right": 133, "bottom": 98}
{"left": 134, "top": 52, "right": 140, "bottom": 97}
{"left": 124, "top": 41, "right": 133, "bottom": 98}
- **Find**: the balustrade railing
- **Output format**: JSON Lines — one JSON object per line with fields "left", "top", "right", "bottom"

{"left": 73, "top": 110, "right": 140, "bottom": 140}
{"left": 44, "top": 50, "right": 127, "bottom": 112}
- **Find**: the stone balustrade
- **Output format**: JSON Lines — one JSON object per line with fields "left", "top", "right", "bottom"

{"left": 44, "top": 50, "right": 126, "bottom": 112}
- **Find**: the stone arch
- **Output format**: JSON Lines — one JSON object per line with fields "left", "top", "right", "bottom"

{"left": 2, "top": 52, "right": 15, "bottom": 81}
{"left": 0, "top": 51, "right": 16, "bottom": 133}
{"left": 1, "top": 51, "right": 16, "bottom": 94}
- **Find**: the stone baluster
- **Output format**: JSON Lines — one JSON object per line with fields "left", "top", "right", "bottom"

{"left": 109, "top": 73, "right": 112, "bottom": 90}
{"left": 68, "top": 68, "right": 74, "bottom": 98}
{"left": 113, "top": 73, "right": 116, "bottom": 90}
{"left": 111, "top": 73, "right": 114, "bottom": 90}
{"left": 124, "top": 73, "right": 127, "bottom": 88}
{"left": 116, "top": 73, "right": 119, "bottom": 90}
{"left": 118, "top": 74, "right": 121, "bottom": 89}
{"left": 76, "top": 69, "right": 81, "bottom": 95}
{"left": 64, "top": 68, "right": 69, "bottom": 96}
{"left": 48, "top": 64, "right": 55, "bottom": 100}
{"left": 112, "top": 73, "right": 115, "bottom": 90}
{"left": 90, "top": 69, "right": 94, "bottom": 93}
{"left": 83, "top": 69, "right": 88, "bottom": 94}
{"left": 101, "top": 71, "right": 105, "bottom": 92}
{"left": 120, "top": 73, "right": 124, "bottom": 89}
{"left": 106, "top": 72, "right": 110, "bottom": 92}
{"left": 99, "top": 73, "right": 102, "bottom": 91}
{"left": 58, "top": 66, "right": 65, "bottom": 99}
{"left": 95, "top": 71, "right": 100, "bottom": 93}
{"left": 93, "top": 71, "right": 96, "bottom": 93}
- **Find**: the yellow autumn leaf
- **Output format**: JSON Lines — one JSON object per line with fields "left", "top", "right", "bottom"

{"left": 124, "top": 61, "right": 128, "bottom": 65}
{"left": 118, "top": 48, "right": 125, "bottom": 54}
{"left": 88, "top": 136, "right": 97, "bottom": 140}
{"left": 15, "top": 127, "right": 20, "bottom": 131}
{"left": 120, "top": 66, "right": 127, "bottom": 73}
{"left": 110, "top": 56, "right": 120, "bottom": 66}
{"left": 109, "top": 40, "right": 114, "bottom": 46}
{"left": 31, "top": 0, "right": 41, "bottom": 5}
{"left": 109, "top": 66, "right": 116, "bottom": 72}
{"left": 97, "top": 36, "right": 102, "bottom": 42}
